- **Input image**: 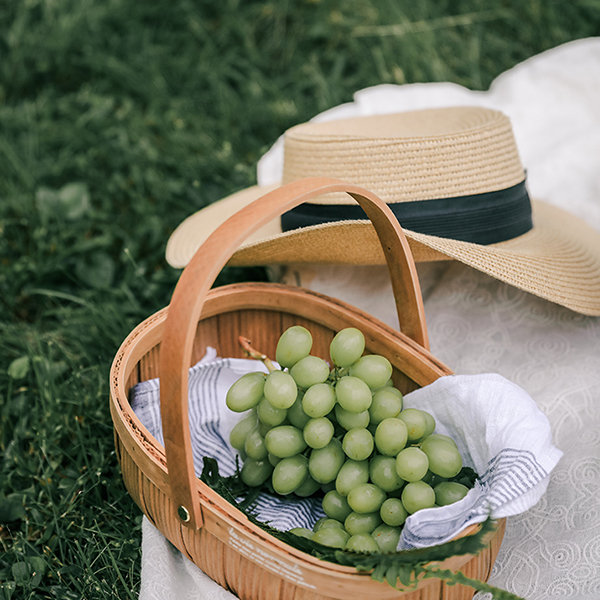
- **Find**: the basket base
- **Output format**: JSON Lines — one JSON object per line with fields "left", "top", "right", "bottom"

{"left": 178, "top": 521, "right": 505, "bottom": 600}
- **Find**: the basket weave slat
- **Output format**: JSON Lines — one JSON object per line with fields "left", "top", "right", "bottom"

{"left": 138, "top": 344, "right": 161, "bottom": 385}
{"left": 238, "top": 309, "right": 283, "bottom": 356}
{"left": 114, "top": 436, "right": 144, "bottom": 510}
{"left": 192, "top": 315, "right": 220, "bottom": 362}
{"left": 179, "top": 527, "right": 227, "bottom": 587}
{"left": 139, "top": 467, "right": 190, "bottom": 554}
{"left": 228, "top": 547, "right": 280, "bottom": 599}
{"left": 110, "top": 178, "right": 506, "bottom": 600}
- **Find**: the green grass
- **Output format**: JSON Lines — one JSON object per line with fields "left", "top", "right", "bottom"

{"left": 0, "top": 1, "right": 598, "bottom": 598}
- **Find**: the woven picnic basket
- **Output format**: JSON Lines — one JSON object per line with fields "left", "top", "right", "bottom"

{"left": 110, "top": 178, "right": 506, "bottom": 600}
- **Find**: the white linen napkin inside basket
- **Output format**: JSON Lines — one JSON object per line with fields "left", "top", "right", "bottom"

{"left": 129, "top": 350, "right": 562, "bottom": 549}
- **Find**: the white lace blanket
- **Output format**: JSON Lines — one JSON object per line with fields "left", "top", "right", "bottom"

{"left": 139, "top": 39, "right": 600, "bottom": 600}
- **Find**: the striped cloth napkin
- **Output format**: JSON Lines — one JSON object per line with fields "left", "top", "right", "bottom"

{"left": 129, "top": 348, "right": 562, "bottom": 550}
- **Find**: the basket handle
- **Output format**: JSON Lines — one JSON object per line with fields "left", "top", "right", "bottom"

{"left": 159, "top": 177, "right": 428, "bottom": 529}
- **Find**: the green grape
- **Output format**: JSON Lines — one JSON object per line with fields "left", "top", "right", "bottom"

{"left": 423, "top": 433, "right": 458, "bottom": 447}
{"left": 349, "top": 355, "right": 393, "bottom": 390}
{"left": 372, "top": 524, "right": 401, "bottom": 552}
{"left": 329, "top": 327, "right": 365, "bottom": 367}
{"left": 376, "top": 378, "right": 394, "bottom": 389}
{"left": 302, "top": 383, "right": 336, "bottom": 418}
{"left": 294, "top": 475, "right": 321, "bottom": 497}
{"left": 342, "top": 428, "right": 374, "bottom": 461}
{"left": 335, "top": 376, "right": 372, "bottom": 413}
{"left": 335, "top": 460, "right": 369, "bottom": 496}
{"left": 257, "top": 397, "right": 287, "bottom": 427}
{"left": 398, "top": 408, "right": 429, "bottom": 441}
{"left": 240, "top": 458, "right": 273, "bottom": 487}
{"left": 422, "top": 411, "right": 436, "bottom": 438}
{"left": 395, "top": 447, "right": 429, "bottom": 482}
{"left": 303, "top": 417, "right": 334, "bottom": 449}
{"left": 312, "top": 527, "right": 349, "bottom": 549}
{"left": 374, "top": 418, "right": 408, "bottom": 456}
{"left": 313, "top": 517, "right": 344, "bottom": 532}
{"left": 344, "top": 511, "right": 382, "bottom": 535}
{"left": 434, "top": 481, "right": 469, "bottom": 506}
{"left": 369, "top": 387, "right": 403, "bottom": 425}
{"left": 271, "top": 455, "right": 308, "bottom": 495}
{"left": 226, "top": 372, "right": 265, "bottom": 412}
{"left": 264, "top": 370, "right": 297, "bottom": 409}
{"left": 369, "top": 455, "right": 403, "bottom": 492}
{"left": 264, "top": 425, "right": 306, "bottom": 458}
{"left": 244, "top": 428, "right": 267, "bottom": 460}
{"left": 257, "top": 421, "right": 271, "bottom": 437}
{"left": 287, "top": 392, "right": 311, "bottom": 429}
{"left": 322, "top": 490, "right": 353, "bottom": 522}
{"left": 347, "top": 483, "right": 386, "bottom": 514}
{"left": 345, "top": 533, "right": 379, "bottom": 553}
{"left": 401, "top": 481, "right": 436, "bottom": 514}
{"left": 229, "top": 412, "right": 258, "bottom": 451}
{"left": 379, "top": 497, "right": 408, "bottom": 526}
{"left": 267, "top": 453, "right": 281, "bottom": 467}
{"left": 276, "top": 326, "right": 313, "bottom": 368}
{"left": 420, "top": 437, "right": 463, "bottom": 478}
{"left": 290, "top": 356, "right": 330, "bottom": 388}
{"left": 289, "top": 527, "right": 313, "bottom": 540}
{"left": 334, "top": 405, "right": 370, "bottom": 430}
{"left": 308, "top": 439, "right": 345, "bottom": 483}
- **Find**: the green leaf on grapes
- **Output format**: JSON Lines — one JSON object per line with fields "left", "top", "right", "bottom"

{"left": 385, "top": 565, "right": 399, "bottom": 587}
{"left": 371, "top": 562, "right": 386, "bottom": 582}
{"left": 420, "top": 565, "right": 524, "bottom": 600}
{"left": 396, "top": 564, "right": 413, "bottom": 587}
{"left": 452, "top": 465, "right": 479, "bottom": 487}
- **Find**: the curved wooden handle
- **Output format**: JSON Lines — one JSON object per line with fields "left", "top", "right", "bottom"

{"left": 159, "top": 177, "right": 428, "bottom": 529}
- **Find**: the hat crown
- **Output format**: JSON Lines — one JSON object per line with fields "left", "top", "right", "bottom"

{"left": 282, "top": 107, "right": 525, "bottom": 205}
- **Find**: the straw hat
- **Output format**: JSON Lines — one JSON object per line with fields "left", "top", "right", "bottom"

{"left": 166, "top": 106, "right": 600, "bottom": 316}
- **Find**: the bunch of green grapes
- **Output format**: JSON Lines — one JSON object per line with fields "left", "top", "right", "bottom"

{"left": 226, "top": 326, "right": 472, "bottom": 553}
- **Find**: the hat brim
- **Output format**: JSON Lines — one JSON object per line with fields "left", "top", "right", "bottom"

{"left": 166, "top": 184, "right": 600, "bottom": 316}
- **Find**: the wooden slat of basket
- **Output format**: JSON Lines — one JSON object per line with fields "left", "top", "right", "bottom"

{"left": 238, "top": 309, "right": 283, "bottom": 357}
{"left": 191, "top": 315, "right": 219, "bottom": 365}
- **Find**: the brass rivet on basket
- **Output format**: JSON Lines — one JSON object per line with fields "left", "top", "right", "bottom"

{"left": 177, "top": 505, "right": 191, "bottom": 522}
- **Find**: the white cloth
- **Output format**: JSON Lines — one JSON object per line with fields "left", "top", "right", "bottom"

{"left": 140, "top": 38, "right": 600, "bottom": 599}
{"left": 130, "top": 357, "right": 562, "bottom": 550}
{"left": 399, "top": 375, "right": 562, "bottom": 549}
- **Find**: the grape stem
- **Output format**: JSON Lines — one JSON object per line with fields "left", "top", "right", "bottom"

{"left": 328, "top": 366, "right": 348, "bottom": 384}
{"left": 238, "top": 336, "right": 278, "bottom": 373}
